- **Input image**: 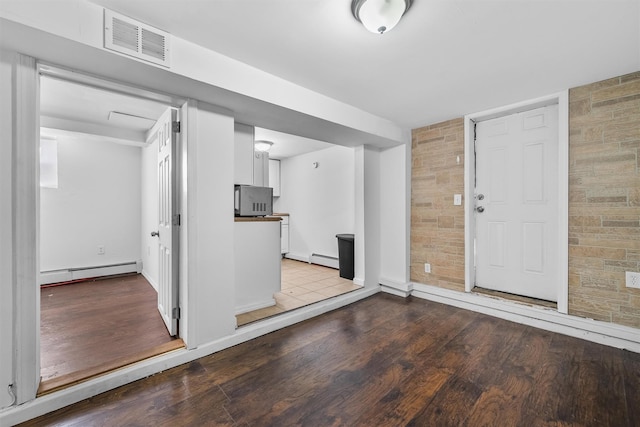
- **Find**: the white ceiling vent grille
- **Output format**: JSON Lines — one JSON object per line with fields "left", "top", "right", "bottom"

{"left": 104, "top": 9, "right": 170, "bottom": 68}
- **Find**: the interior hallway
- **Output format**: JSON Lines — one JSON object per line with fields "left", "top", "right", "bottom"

{"left": 39, "top": 274, "right": 184, "bottom": 395}
{"left": 236, "top": 258, "right": 362, "bottom": 326}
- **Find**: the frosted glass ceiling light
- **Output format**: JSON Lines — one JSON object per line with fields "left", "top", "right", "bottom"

{"left": 254, "top": 140, "right": 273, "bottom": 152}
{"left": 352, "top": 0, "right": 412, "bottom": 34}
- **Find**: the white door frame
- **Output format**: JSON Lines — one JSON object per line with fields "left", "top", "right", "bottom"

{"left": 13, "top": 59, "right": 189, "bottom": 403}
{"left": 463, "top": 92, "right": 569, "bottom": 313}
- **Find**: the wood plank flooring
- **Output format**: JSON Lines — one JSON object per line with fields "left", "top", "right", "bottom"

{"left": 39, "top": 274, "right": 184, "bottom": 395}
{"left": 24, "top": 293, "right": 640, "bottom": 426}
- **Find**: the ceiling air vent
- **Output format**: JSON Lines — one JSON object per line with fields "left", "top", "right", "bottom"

{"left": 104, "top": 9, "right": 170, "bottom": 68}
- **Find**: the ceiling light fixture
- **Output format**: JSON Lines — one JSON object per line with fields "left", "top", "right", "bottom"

{"left": 351, "top": 0, "right": 412, "bottom": 34}
{"left": 254, "top": 140, "right": 273, "bottom": 152}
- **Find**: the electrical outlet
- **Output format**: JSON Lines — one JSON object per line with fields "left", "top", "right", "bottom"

{"left": 454, "top": 194, "right": 462, "bottom": 206}
{"left": 424, "top": 263, "right": 431, "bottom": 273}
{"left": 98, "top": 245, "right": 105, "bottom": 255}
{"left": 626, "top": 271, "right": 640, "bottom": 289}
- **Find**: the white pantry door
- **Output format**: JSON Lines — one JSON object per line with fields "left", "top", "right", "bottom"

{"left": 475, "top": 105, "right": 559, "bottom": 301}
{"left": 154, "top": 107, "right": 179, "bottom": 335}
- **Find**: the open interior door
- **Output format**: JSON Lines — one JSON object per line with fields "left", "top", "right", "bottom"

{"left": 150, "top": 107, "right": 179, "bottom": 335}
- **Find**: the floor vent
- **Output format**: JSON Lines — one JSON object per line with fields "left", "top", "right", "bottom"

{"left": 104, "top": 9, "right": 170, "bottom": 68}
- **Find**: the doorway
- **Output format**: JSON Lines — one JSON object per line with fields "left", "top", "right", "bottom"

{"left": 38, "top": 68, "right": 184, "bottom": 392}
{"left": 464, "top": 93, "right": 569, "bottom": 313}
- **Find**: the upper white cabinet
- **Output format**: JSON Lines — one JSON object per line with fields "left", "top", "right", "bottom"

{"left": 253, "top": 152, "right": 269, "bottom": 187}
{"left": 269, "top": 159, "right": 280, "bottom": 197}
{"left": 234, "top": 123, "right": 254, "bottom": 185}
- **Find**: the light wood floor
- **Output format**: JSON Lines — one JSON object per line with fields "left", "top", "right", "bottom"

{"left": 39, "top": 274, "right": 184, "bottom": 395}
{"left": 236, "top": 258, "right": 362, "bottom": 326}
{"left": 22, "top": 293, "right": 640, "bottom": 426}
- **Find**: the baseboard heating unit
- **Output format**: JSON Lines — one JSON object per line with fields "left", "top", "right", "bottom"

{"left": 309, "top": 253, "right": 339, "bottom": 269}
{"left": 40, "top": 261, "right": 142, "bottom": 285}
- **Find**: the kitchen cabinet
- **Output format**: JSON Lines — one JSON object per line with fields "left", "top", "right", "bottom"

{"left": 280, "top": 214, "right": 289, "bottom": 254}
{"left": 234, "top": 123, "right": 254, "bottom": 185}
{"left": 253, "top": 151, "right": 269, "bottom": 187}
{"left": 269, "top": 159, "right": 280, "bottom": 197}
{"left": 234, "top": 218, "right": 281, "bottom": 315}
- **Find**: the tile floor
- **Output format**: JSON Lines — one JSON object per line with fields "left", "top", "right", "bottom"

{"left": 236, "top": 258, "right": 362, "bottom": 326}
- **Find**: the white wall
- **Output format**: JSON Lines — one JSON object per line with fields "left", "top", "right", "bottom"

{"left": 184, "top": 102, "right": 237, "bottom": 346}
{"left": 379, "top": 144, "right": 410, "bottom": 285}
{"left": 0, "top": 49, "right": 15, "bottom": 410}
{"left": 353, "top": 146, "right": 382, "bottom": 287}
{"left": 277, "top": 145, "right": 355, "bottom": 261}
{"left": 363, "top": 147, "right": 381, "bottom": 287}
{"left": 40, "top": 135, "right": 141, "bottom": 271}
{"left": 141, "top": 138, "right": 159, "bottom": 289}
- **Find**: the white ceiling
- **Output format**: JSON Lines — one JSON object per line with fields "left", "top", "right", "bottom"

{"left": 255, "top": 127, "right": 333, "bottom": 159}
{"left": 40, "top": 75, "right": 334, "bottom": 154}
{"left": 40, "top": 75, "right": 171, "bottom": 144}
{"left": 87, "top": 0, "right": 640, "bottom": 130}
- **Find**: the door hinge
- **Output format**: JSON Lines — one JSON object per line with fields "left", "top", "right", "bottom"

{"left": 172, "top": 214, "right": 181, "bottom": 226}
{"left": 172, "top": 121, "right": 181, "bottom": 133}
{"left": 172, "top": 307, "right": 181, "bottom": 319}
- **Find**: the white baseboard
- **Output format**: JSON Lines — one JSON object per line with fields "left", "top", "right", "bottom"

{"left": 379, "top": 278, "right": 413, "bottom": 297}
{"left": 285, "top": 253, "right": 339, "bottom": 270}
{"left": 411, "top": 282, "right": 640, "bottom": 353}
{"left": 141, "top": 270, "right": 158, "bottom": 292}
{"left": 284, "top": 253, "right": 309, "bottom": 263}
{"left": 309, "top": 253, "right": 339, "bottom": 269}
{"left": 40, "top": 261, "right": 142, "bottom": 285}
{"left": 235, "top": 298, "right": 277, "bottom": 315}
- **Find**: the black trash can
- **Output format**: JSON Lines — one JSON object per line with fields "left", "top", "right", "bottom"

{"left": 336, "top": 234, "right": 355, "bottom": 280}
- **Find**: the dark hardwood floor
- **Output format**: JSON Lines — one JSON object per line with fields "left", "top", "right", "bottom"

{"left": 25, "top": 293, "right": 639, "bottom": 426}
{"left": 39, "top": 274, "right": 184, "bottom": 395}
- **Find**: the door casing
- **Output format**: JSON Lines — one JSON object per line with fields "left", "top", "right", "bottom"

{"left": 463, "top": 92, "right": 569, "bottom": 313}
{"left": 12, "top": 60, "right": 188, "bottom": 404}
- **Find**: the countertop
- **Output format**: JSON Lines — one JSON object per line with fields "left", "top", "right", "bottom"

{"left": 235, "top": 216, "right": 282, "bottom": 222}
{"left": 272, "top": 212, "right": 289, "bottom": 216}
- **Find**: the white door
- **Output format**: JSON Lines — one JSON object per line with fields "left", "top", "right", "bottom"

{"left": 152, "top": 108, "right": 179, "bottom": 335}
{"left": 475, "top": 105, "right": 559, "bottom": 301}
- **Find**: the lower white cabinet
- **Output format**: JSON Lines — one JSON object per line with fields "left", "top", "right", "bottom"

{"left": 280, "top": 215, "right": 289, "bottom": 254}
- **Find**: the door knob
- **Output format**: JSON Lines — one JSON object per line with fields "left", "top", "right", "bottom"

{"left": 151, "top": 231, "right": 160, "bottom": 237}
{"left": 477, "top": 194, "right": 485, "bottom": 200}
{"left": 476, "top": 206, "right": 485, "bottom": 213}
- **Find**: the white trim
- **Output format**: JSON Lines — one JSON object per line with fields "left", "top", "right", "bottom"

{"left": 14, "top": 53, "right": 40, "bottom": 405}
{"left": 379, "top": 278, "right": 413, "bottom": 298}
{"left": 463, "top": 92, "right": 569, "bottom": 311}
{"left": 0, "top": 287, "right": 378, "bottom": 426}
{"left": 141, "top": 269, "right": 158, "bottom": 292}
{"left": 179, "top": 99, "right": 196, "bottom": 350}
{"left": 309, "top": 253, "right": 339, "bottom": 269}
{"left": 411, "top": 282, "right": 640, "bottom": 353}
{"left": 41, "top": 262, "right": 141, "bottom": 285}
{"left": 353, "top": 277, "right": 365, "bottom": 287}
{"left": 556, "top": 90, "right": 570, "bottom": 314}
{"left": 284, "top": 253, "right": 310, "bottom": 263}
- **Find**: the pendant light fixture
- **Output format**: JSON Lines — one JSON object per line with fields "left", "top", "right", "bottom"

{"left": 351, "top": 0, "right": 412, "bottom": 34}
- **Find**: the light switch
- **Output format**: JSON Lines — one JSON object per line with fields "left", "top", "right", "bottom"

{"left": 454, "top": 194, "right": 462, "bottom": 205}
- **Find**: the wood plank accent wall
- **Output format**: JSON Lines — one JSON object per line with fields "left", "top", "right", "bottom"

{"left": 411, "top": 118, "right": 465, "bottom": 291}
{"left": 411, "top": 71, "right": 640, "bottom": 329}
{"left": 568, "top": 71, "right": 640, "bottom": 328}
